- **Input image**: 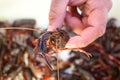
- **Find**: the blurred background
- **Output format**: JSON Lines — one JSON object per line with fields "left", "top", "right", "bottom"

{"left": 0, "top": 0, "right": 120, "bottom": 80}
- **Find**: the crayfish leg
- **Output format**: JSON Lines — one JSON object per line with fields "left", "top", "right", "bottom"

{"left": 42, "top": 53, "right": 54, "bottom": 71}
{"left": 77, "top": 48, "right": 92, "bottom": 58}
{"left": 62, "top": 48, "right": 92, "bottom": 58}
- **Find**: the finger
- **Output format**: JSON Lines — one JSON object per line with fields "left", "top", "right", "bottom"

{"left": 65, "top": 9, "right": 109, "bottom": 48}
{"left": 48, "top": 0, "right": 69, "bottom": 31}
{"left": 65, "top": 6, "right": 88, "bottom": 34}
{"left": 65, "top": 27, "right": 105, "bottom": 48}
{"left": 65, "top": 6, "right": 87, "bottom": 34}
{"left": 64, "top": 11, "right": 84, "bottom": 34}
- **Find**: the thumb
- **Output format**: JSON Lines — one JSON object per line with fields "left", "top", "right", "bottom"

{"left": 48, "top": 0, "right": 69, "bottom": 31}
{"left": 65, "top": 36, "right": 87, "bottom": 48}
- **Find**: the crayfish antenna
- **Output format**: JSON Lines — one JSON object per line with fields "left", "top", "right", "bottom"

{"left": 0, "top": 27, "right": 41, "bottom": 32}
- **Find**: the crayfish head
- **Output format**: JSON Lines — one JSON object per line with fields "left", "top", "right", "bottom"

{"left": 49, "top": 28, "right": 70, "bottom": 49}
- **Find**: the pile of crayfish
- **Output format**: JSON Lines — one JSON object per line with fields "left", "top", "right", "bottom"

{"left": 0, "top": 18, "right": 120, "bottom": 80}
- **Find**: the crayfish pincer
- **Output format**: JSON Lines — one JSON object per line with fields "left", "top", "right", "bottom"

{"left": 34, "top": 28, "right": 92, "bottom": 70}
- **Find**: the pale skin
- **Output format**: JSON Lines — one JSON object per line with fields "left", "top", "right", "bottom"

{"left": 48, "top": 0, "right": 112, "bottom": 48}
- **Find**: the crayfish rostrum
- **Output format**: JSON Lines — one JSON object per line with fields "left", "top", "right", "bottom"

{"left": 34, "top": 28, "right": 92, "bottom": 70}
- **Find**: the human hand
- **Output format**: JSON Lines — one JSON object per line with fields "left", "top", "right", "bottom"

{"left": 48, "top": 0, "right": 112, "bottom": 48}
